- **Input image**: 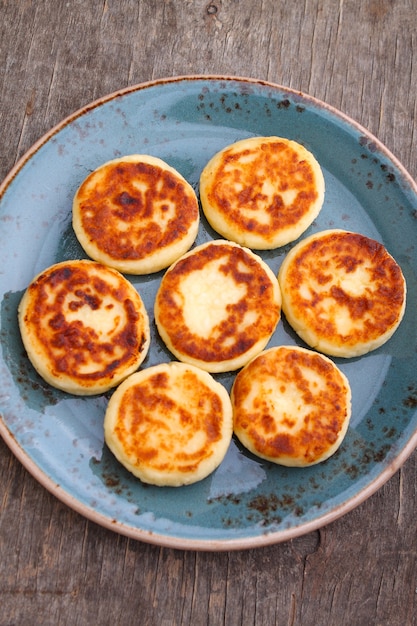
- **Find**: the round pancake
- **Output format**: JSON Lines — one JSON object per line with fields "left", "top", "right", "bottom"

{"left": 104, "top": 361, "right": 233, "bottom": 486}
{"left": 231, "top": 346, "right": 352, "bottom": 467}
{"left": 154, "top": 240, "right": 281, "bottom": 373}
{"left": 278, "top": 229, "right": 407, "bottom": 358}
{"left": 199, "top": 136, "right": 325, "bottom": 249}
{"left": 18, "top": 260, "right": 150, "bottom": 395}
{"left": 72, "top": 154, "right": 200, "bottom": 274}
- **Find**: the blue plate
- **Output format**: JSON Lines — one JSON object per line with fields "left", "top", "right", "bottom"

{"left": 1, "top": 76, "right": 416, "bottom": 550}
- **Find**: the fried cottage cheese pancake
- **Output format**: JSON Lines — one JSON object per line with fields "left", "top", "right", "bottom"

{"left": 18, "top": 260, "right": 150, "bottom": 395}
{"left": 278, "top": 229, "right": 407, "bottom": 358}
{"left": 72, "top": 154, "right": 200, "bottom": 274}
{"left": 232, "top": 346, "right": 352, "bottom": 467}
{"left": 104, "top": 362, "right": 233, "bottom": 486}
{"left": 199, "top": 136, "right": 325, "bottom": 249}
{"left": 154, "top": 240, "right": 281, "bottom": 373}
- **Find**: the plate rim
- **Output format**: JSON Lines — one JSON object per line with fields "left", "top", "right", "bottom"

{"left": 2, "top": 74, "right": 417, "bottom": 199}
{"left": 1, "top": 74, "right": 416, "bottom": 551}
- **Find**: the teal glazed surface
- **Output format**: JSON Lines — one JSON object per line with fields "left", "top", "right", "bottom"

{"left": 1, "top": 76, "right": 416, "bottom": 550}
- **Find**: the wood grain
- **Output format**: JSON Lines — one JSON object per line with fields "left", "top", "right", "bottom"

{"left": 1, "top": 1, "right": 416, "bottom": 624}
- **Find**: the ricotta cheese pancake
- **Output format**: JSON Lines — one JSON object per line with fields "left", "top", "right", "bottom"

{"left": 199, "top": 136, "right": 325, "bottom": 249}
{"left": 278, "top": 229, "right": 407, "bottom": 358}
{"left": 154, "top": 240, "right": 281, "bottom": 373}
{"left": 232, "top": 346, "right": 352, "bottom": 467}
{"left": 18, "top": 260, "right": 150, "bottom": 395}
{"left": 73, "top": 154, "right": 200, "bottom": 274}
{"left": 104, "top": 361, "right": 233, "bottom": 486}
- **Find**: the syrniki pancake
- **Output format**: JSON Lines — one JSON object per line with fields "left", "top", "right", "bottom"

{"left": 104, "top": 362, "right": 233, "bottom": 486}
{"left": 278, "top": 229, "right": 406, "bottom": 358}
{"left": 18, "top": 260, "right": 150, "bottom": 395}
{"left": 199, "top": 136, "right": 325, "bottom": 249}
{"left": 73, "top": 154, "right": 200, "bottom": 274}
{"left": 232, "top": 346, "right": 352, "bottom": 467}
{"left": 154, "top": 240, "right": 281, "bottom": 373}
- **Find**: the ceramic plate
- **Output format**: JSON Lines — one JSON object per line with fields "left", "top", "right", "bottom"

{"left": 1, "top": 76, "right": 416, "bottom": 551}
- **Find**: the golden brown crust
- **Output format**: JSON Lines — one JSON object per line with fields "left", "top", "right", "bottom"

{"left": 278, "top": 229, "right": 406, "bottom": 357}
{"left": 199, "top": 136, "right": 325, "bottom": 249}
{"left": 231, "top": 346, "right": 352, "bottom": 466}
{"left": 72, "top": 155, "right": 199, "bottom": 274}
{"left": 18, "top": 260, "right": 150, "bottom": 395}
{"left": 104, "top": 362, "right": 233, "bottom": 486}
{"left": 154, "top": 240, "right": 281, "bottom": 372}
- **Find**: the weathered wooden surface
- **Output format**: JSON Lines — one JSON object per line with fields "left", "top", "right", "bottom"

{"left": 1, "top": 1, "right": 416, "bottom": 624}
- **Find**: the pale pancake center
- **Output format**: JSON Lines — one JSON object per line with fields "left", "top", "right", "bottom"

{"left": 246, "top": 368, "right": 328, "bottom": 437}
{"left": 63, "top": 295, "right": 123, "bottom": 336}
{"left": 180, "top": 258, "right": 247, "bottom": 336}
{"left": 298, "top": 259, "right": 378, "bottom": 335}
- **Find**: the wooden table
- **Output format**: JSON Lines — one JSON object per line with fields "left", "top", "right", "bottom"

{"left": 1, "top": 1, "right": 416, "bottom": 624}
